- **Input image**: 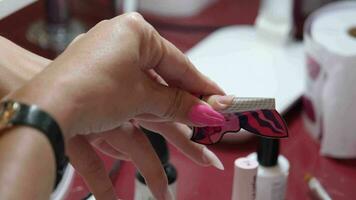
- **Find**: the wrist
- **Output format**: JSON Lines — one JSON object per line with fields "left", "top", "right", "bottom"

{"left": 5, "top": 79, "right": 78, "bottom": 142}
{"left": 0, "top": 99, "right": 69, "bottom": 189}
{"left": 0, "top": 126, "right": 55, "bottom": 198}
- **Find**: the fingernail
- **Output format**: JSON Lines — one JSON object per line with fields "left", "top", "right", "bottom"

{"left": 188, "top": 104, "right": 225, "bottom": 126}
{"left": 202, "top": 147, "right": 224, "bottom": 170}
{"left": 216, "top": 95, "right": 234, "bottom": 109}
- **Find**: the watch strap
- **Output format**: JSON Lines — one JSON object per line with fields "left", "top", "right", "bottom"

{"left": 0, "top": 101, "right": 67, "bottom": 189}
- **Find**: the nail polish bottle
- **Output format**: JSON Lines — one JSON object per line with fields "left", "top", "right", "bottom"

{"left": 134, "top": 128, "right": 177, "bottom": 200}
{"left": 247, "top": 138, "right": 290, "bottom": 200}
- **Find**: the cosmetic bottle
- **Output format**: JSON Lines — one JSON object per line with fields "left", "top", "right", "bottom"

{"left": 231, "top": 157, "right": 258, "bottom": 200}
{"left": 134, "top": 129, "right": 177, "bottom": 200}
{"left": 248, "top": 138, "right": 289, "bottom": 200}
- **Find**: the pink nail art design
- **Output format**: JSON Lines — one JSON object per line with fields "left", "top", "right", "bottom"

{"left": 191, "top": 109, "right": 289, "bottom": 145}
{"left": 192, "top": 113, "right": 240, "bottom": 144}
{"left": 188, "top": 104, "right": 225, "bottom": 126}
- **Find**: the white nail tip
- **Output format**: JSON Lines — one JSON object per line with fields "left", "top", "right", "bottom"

{"left": 203, "top": 147, "right": 225, "bottom": 170}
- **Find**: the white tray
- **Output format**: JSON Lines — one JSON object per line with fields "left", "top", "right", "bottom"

{"left": 187, "top": 25, "right": 306, "bottom": 114}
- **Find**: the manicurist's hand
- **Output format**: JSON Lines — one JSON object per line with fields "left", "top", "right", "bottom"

{"left": 8, "top": 12, "right": 225, "bottom": 138}
{"left": 2, "top": 13, "right": 230, "bottom": 200}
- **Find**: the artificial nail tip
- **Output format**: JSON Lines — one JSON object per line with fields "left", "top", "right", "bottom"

{"left": 203, "top": 148, "right": 225, "bottom": 170}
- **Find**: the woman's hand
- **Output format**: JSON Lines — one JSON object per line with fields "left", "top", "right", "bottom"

{"left": 1, "top": 13, "right": 232, "bottom": 200}
{"left": 8, "top": 13, "right": 225, "bottom": 139}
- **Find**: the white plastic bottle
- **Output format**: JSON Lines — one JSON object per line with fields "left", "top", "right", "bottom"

{"left": 231, "top": 157, "right": 258, "bottom": 200}
{"left": 248, "top": 138, "right": 289, "bottom": 200}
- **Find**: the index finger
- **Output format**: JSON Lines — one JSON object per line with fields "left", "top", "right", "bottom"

{"left": 152, "top": 36, "right": 225, "bottom": 95}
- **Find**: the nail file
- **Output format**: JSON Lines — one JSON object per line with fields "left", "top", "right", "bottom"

{"left": 221, "top": 97, "right": 276, "bottom": 113}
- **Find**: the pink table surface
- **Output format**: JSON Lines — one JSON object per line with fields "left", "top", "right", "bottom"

{"left": 65, "top": 105, "right": 356, "bottom": 200}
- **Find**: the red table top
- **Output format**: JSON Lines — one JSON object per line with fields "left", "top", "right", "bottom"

{"left": 1, "top": 1, "right": 355, "bottom": 199}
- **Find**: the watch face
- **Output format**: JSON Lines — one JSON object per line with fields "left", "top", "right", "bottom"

{"left": 0, "top": 101, "right": 19, "bottom": 129}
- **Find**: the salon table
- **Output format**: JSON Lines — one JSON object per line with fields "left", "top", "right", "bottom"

{"left": 0, "top": 0, "right": 355, "bottom": 199}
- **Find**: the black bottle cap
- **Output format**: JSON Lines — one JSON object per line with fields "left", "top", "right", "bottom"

{"left": 257, "top": 138, "right": 279, "bottom": 167}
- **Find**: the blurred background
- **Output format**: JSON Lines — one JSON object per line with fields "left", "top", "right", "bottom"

{"left": 1, "top": 0, "right": 355, "bottom": 200}
{"left": 0, "top": 0, "right": 260, "bottom": 57}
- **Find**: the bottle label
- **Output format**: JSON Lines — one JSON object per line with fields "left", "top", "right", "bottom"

{"left": 134, "top": 179, "right": 176, "bottom": 200}
{"left": 256, "top": 174, "right": 287, "bottom": 200}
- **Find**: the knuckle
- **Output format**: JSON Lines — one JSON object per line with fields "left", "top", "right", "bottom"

{"left": 120, "top": 12, "right": 146, "bottom": 32}
{"left": 92, "top": 20, "right": 111, "bottom": 34}
{"left": 96, "top": 19, "right": 110, "bottom": 27}
{"left": 72, "top": 33, "right": 85, "bottom": 43}
{"left": 163, "top": 88, "right": 185, "bottom": 120}
{"left": 74, "top": 33, "right": 85, "bottom": 39}
{"left": 113, "top": 13, "right": 161, "bottom": 67}
{"left": 124, "top": 12, "right": 144, "bottom": 21}
{"left": 110, "top": 13, "right": 150, "bottom": 52}
{"left": 142, "top": 27, "right": 163, "bottom": 67}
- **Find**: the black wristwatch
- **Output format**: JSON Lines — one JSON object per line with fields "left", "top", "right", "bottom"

{"left": 0, "top": 100, "right": 68, "bottom": 189}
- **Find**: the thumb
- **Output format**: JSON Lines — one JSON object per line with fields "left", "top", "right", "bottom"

{"left": 146, "top": 84, "right": 226, "bottom": 127}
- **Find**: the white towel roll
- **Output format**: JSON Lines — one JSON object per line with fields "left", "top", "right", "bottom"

{"left": 303, "top": 1, "right": 356, "bottom": 158}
